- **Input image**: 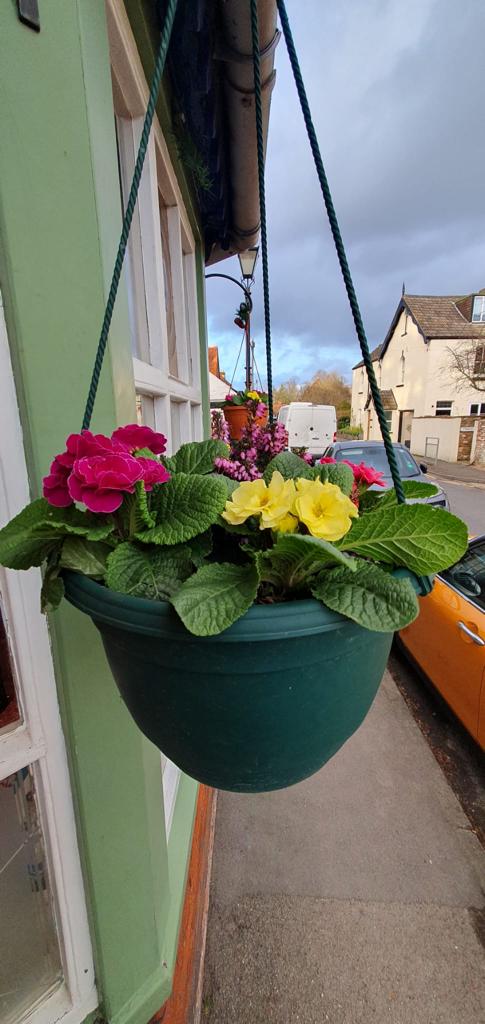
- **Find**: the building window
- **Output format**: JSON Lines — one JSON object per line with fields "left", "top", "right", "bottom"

{"left": 473, "top": 345, "right": 485, "bottom": 378}
{"left": 435, "top": 401, "right": 452, "bottom": 417}
{"left": 470, "top": 402, "right": 485, "bottom": 415}
{"left": 358, "top": 368, "right": 364, "bottom": 394}
{"left": 400, "top": 352, "right": 405, "bottom": 385}
{"left": 384, "top": 410, "right": 393, "bottom": 433}
{"left": 472, "top": 296, "right": 485, "bottom": 323}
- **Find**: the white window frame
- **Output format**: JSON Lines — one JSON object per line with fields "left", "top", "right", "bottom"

{"left": 435, "top": 400, "right": 453, "bottom": 417}
{"left": 108, "top": 0, "right": 203, "bottom": 458}
{"left": 0, "top": 293, "right": 97, "bottom": 1024}
{"left": 470, "top": 402, "right": 485, "bottom": 415}
{"left": 107, "top": 0, "right": 206, "bottom": 831}
{"left": 472, "top": 296, "right": 485, "bottom": 323}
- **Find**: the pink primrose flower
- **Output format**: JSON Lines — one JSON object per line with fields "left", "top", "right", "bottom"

{"left": 350, "top": 461, "right": 385, "bottom": 488}
{"left": 319, "top": 456, "right": 337, "bottom": 464}
{"left": 42, "top": 458, "right": 73, "bottom": 507}
{"left": 134, "top": 457, "right": 171, "bottom": 490}
{"left": 68, "top": 453, "right": 145, "bottom": 513}
{"left": 111, "top": 423, "right": 167, "bottom": 455}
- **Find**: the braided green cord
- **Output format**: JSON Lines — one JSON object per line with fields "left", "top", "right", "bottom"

{"left": 82, "top": 0, "right": 179, "bottom": 431}
{"left": 276, "top": 0, "right": 406, "bottom": 504}
{"left": 250, "top": 0, "right": 274, "bottom": 423}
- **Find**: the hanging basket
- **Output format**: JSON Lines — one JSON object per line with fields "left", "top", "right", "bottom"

{"left": 63, "top": 571, "right": 392, "bottom": 793}
{"left": 224, "top": 404, "right": 268, "bottom": 440}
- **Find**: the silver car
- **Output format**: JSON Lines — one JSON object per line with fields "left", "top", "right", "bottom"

{"left": 322, "top": 441, "right": 449, "bottom": 508}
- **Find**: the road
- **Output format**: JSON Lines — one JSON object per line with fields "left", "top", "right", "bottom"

{"left": 428, "top": 476, "right": 485, "bottom": 536}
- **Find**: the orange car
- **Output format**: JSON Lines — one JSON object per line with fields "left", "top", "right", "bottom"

{"left": 399, "top": 536, "right": 485, "bottom": 750}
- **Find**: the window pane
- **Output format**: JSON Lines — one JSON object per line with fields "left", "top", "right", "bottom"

{"left": 136, "top": 393, "right": 156, "bottom": 429}
{"left": 0, "top": 601, "right": 21, "bottom": 734}
{"left": 0, "top": 767, "right": 62, "bottom": 1024}
{"left": 159, "top": 202, "right": 177, "bottom": 377}
{"left": 335, "top": 445, "right": 420, "bottom": 478}
{"left": 441, "top": 542, "right": 485, "bottom": 612}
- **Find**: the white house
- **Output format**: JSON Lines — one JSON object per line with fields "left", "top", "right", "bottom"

{"left": 351, "top": 289, "right": 485, "bottom": 462}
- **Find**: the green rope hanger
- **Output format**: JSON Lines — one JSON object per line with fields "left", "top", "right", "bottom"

{"left": 81, "top": 0, "right": 179, "bottom": 431}
{"left": 275, "top": 0, "right": 406, "bottom": 503}
{"left": 250, "top": 0, "right": 274, "bottom": 424}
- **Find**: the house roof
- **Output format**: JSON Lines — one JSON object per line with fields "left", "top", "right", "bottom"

{"left": 365, "top": 389, "right": 397, "bottom": 411}
{"left": 404, "top": 290, "right": 485, "bottom": 340}
{"left": 352, "top": 344, "right": 383, "bottom": 370}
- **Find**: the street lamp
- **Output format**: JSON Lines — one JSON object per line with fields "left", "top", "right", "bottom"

{"left": 205, "top": 247, "right": 260, "bottom": 390}
{"left": 238, "top": 246, "right": 259, "bottom": 283}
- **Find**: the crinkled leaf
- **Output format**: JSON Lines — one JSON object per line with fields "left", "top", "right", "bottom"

{"left": 0, "top": 500, "right": 61, "bottom": 569}
{"left": 212, "top": 474, "right": 240, "bottom": 497}
{"left": 59, "top": 537, "right": 111, "bottom": 577}
{"left": 339, "top": 504, "right": 467, "bottom": 575}
{"left": 263, "top": 452, "right": 313, "bottom": 484}
{"left": 41, "top": 568, "right": 64, "bottom": 613}
{"left": 171, "top": 562, "right": 259, "bottom": 636}
{"left": 36, "top": 502, "right": 115, "bottom": 540}
{"left": 106, "top": 542, "right": 193, "bottom": 600}
{"left": 171, "top": 439, "right": 230, "bottom": 475}
{"left": 133, "top": 481, "right": 156, "bottom": 530}
{"left": 313, "top": 462, "right": 354, "bottom": 496}
{"left": 312, "top": 559, "right": 419, "bottom": 632}
{"left": 362, "top": 480, "right": 440, "bottom": 511}
{"left": 186, "top": 530, "right": 213, "bottom": 566}
{"left": 136, "top": 473, "right": 226, "bottom": 545}
{"left": 256, "top": 533, "right": 357, "bottom": 591}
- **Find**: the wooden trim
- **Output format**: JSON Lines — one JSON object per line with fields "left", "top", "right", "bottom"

{"left": 151, "top": 786, "right": 217, "bottom": 1024}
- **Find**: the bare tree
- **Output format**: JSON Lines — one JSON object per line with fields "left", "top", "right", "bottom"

{"left": 447, "top": 341, "right": 485, "bottom": 393}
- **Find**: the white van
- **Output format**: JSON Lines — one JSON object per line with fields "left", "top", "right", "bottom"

{"left": 277, "top": 403, "right": 337, "bottom": 458}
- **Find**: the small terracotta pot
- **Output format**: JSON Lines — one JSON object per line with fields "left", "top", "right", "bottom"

{"left": 224, "top": 405, "right": 268, "bottom": 440}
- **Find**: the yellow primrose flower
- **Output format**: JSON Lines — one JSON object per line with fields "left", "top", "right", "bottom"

{"left": 246, "top": 390, "right": 261, "bottom": 400}
{"left": 222, "top": 471, "right": 295, "bottom": 529}
{"left": 294, "top": 479, "right": 358, "bottom": 541}
{"left": 272, "top": 512, "right": 299, "bottom": 534}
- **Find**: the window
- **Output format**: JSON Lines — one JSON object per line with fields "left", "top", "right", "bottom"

{"left": 335, "top": 445, "right": 421, "bottom": 479}
{"left": 358, "top": 368, "right": 364, "bottom": 394}
{"left": 435, "top": 401, "right": 452, "bottom": 417}
{"left": 441, "top": 539, "right": 485, "bottom": 613}
{"left": 470, "top": 402, "right": 485, "bottom": 415}
{"left": 473, "top": 345, "right": 485, "bottom": 378}
{"left": 400, "top": 352, "right": 405, "bottom": 385}
{"left": 384, "top": 410, "right": 393, "bottom": 433}
{"left": 472, "top": 296, "right": 485, "bottom": 323}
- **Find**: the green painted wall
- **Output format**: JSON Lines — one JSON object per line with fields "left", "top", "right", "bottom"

{"left": 0, "top": 2, "right": 202, "bottom": 1022}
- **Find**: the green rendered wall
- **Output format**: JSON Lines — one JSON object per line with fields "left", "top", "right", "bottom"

{"left": 0, "top": 2, "right": 202, "bottom": 1021}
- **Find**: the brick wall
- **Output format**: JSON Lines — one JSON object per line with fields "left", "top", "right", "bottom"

{"left": 474, "top": 416, "right": 485, "bottom": 465}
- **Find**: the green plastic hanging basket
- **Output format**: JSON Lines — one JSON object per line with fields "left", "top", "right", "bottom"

{"left": 63, "top": 571, "right": 393, "bottom": 793}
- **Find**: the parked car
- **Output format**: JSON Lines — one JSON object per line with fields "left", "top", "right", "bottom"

{"left": 322, "top": 440, "right": 449, "bottom": 508}
{"left": 398, "top": 536, "right": 485, "bottom": 750}
{"left": 278, "top": 403, "right": 337, "bottom": 459}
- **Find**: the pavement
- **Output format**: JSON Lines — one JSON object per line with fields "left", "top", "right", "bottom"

{"left": 426, "top": 459, "right": 485, "bottom": 487}
{"left": 202, "top": 671, "right": 485, "bottom": 1024}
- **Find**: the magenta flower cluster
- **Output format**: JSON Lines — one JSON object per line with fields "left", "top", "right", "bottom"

{"left": 43, "top": 424, "right": 170, "bottom": 514}
{"left": 212, "top": 401, "right": 290, "bottom": 481}
{"left": 210, "top": 409, "right": 230, "bottom": 445}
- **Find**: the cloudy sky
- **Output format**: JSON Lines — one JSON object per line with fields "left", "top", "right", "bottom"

{"left": 206, "top": 0, "right": 485, "bottom": 391}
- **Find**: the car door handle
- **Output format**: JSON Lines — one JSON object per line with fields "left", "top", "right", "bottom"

{"left": 457, "top": 621, "right": 485, "bottom": 646}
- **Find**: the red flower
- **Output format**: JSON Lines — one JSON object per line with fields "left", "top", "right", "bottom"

{"left": 346, "top": 461, "right": 385, "bottom": 488}
{"left": 43, "top": 458, "right": 73, "bottom": 507}
{"left": 135, "top": 457, "right": 171, "bottom": 490}
{"left": 111, "top": 423, "right": 167, "bottom": 455}
{"left": 68, "top": 453, "right": 145, "bottom": 513}
{"left": 319, "top": 456, "right": 337, "bottom": 464}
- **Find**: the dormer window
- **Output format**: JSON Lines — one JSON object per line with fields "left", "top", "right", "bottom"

{"left": 472, "top": 295, "right": 485, "bottom": 322}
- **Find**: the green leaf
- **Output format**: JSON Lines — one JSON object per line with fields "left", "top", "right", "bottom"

{"left": 0, "top": 500, "right": 61, "bottom": 569}
{"left": 256, "top": 533, "right": 357, "bottom": 591}
{"left": 312, "top": 559, "right": 419, "bottom": 632}
{"left": 358, "top": 489, "right": 382, "bottom": 512}
{"left": 186, "top": 530, "right": 213, "bottom": 566}
{"left": 171, "top": 562, "right": 259, "bottom": 636}
{"left": 133, "top": 481, "right": 156, "bottom": 530}
{"left": 59, "top": 537, "right": 111, "bottom": 577}
{"left": 136, "top": 473, "right": 227, "bottom": 546}
{"left": 105, "top": 542, "right": 193, "bottom": 600}
{"left": 171, "top": 439, "right": 230, "bottom": 475}
{"left": 36, "top": 503, "right": 115, "bottom": 541}
{"left": 339, "top": 504, "right": 468, "bottom": 575}
{"left": 313, "top": 462, "right": 354, "bottom": 496}
{"left": 41, "top": 571, "right": 65, "bottom": 613}
{"left": 263, "top": 452, "right": 313, "bottom": 484}
{"left": 212, "top": 474, "right": 240, "bottom": 497}
{"left": 362, "top": 479, "right": 437, "bottom": 512}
